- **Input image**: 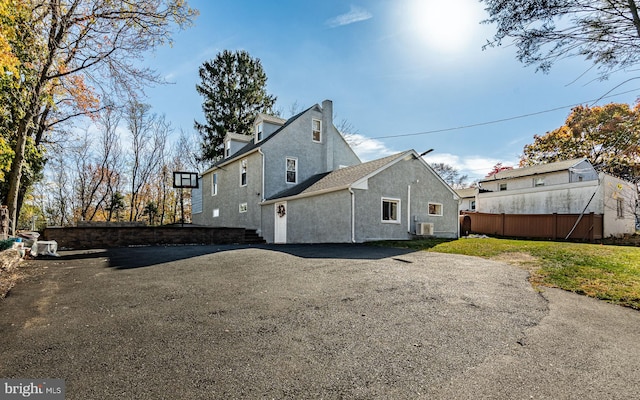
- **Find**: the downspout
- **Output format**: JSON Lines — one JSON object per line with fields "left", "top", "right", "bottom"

{"left": 407, "top": 185, "right": 411, "bottom": 234}
{"left": 258, "top": 149, "right": 265, "bottom": 236}
{"left": 258, "top": 148, "right": 265, "bottom": 202}
{"left": 349, "top": 188, "right": 356, "bottom": 243}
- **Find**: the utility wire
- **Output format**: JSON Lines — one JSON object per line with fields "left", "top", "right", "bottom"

{"left": 368, "top": 88, "right": 640, "bottom": 140}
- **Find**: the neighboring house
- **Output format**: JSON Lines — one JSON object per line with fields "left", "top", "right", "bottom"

{"left": 477, "top": 158, "right": 638, "bottom": 237}
{"left": 192, "top": 100, "right": 459, "bottom": 243}
{"left": 455, "top": 187, "right": 477, "bottom": 212}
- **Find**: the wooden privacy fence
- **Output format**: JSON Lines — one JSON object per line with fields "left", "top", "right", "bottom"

{"left": 461, "top": 212, "right": 603, "bottom": 242}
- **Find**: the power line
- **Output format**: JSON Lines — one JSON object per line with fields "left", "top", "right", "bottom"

{"left": 368, "top": 88, "right": 640, "bottom": 140}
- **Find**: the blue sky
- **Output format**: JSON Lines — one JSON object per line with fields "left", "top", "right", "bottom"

{"left": 144, "top": 0, "right": 639, "bottom": 182}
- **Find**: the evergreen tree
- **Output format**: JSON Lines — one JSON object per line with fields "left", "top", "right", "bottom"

{"left": 194, "top": 50, "right": 276, "bottom": 162}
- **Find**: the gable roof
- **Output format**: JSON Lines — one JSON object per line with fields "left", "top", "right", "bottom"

{"left": 480, "top": 158, "right": 590, "bottom": 182}
{"left": 201, "top": 105, "right": 318, "bottom": 175}
{"left": 263, "top": 150, "right": 463, "bottom": 203}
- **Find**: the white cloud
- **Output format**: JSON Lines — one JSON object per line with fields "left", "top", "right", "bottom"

{"left": 344, "top": 133, "right": 396, "bottom": 161}
{"left": 326, "top": 5, "right": 373, "bottom": 28}
{"left": 423, "top": 153, "right": 518, "bottom": 182}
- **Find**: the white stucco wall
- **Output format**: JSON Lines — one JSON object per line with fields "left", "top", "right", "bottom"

{"left": 478, "top": 180, "right": 603, "bottom": 215}
{"left": 601, "top": 174, "right": 637, "bottom": 237}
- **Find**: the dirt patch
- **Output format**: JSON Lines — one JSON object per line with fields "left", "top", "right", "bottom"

{"left": 491, "top": 252, "right": 541, "bottom": 273}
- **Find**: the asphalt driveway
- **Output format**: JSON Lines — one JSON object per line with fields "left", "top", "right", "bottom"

{"left": 1, "top": 244, "right": 639, "bottom": 399}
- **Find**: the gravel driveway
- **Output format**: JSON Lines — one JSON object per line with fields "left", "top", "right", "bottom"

{"left": 1, "top": 244, "right": 639, "bottom": 399}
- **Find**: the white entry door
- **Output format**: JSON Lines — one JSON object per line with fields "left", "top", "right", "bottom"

{"left": 274, "top": 201, "right": 287, "bottom": 244}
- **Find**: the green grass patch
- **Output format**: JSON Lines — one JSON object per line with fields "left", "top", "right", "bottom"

{"left": 373, "top": 238, "right": 640, "bottom": 310}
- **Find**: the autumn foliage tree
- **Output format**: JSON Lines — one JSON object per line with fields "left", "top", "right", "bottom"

{"left": 485, "top": 162, "right": 514, "bottom": 177}
{"left": 1, "top": 0, "right": 197, "bottom": 234}
{"left": 520, "top": 102, "right": 640, "bottom": 183}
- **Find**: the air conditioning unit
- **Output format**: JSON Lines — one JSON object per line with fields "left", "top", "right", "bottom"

{"left": 417, "top": 222, "right": 434, "bottom": 236}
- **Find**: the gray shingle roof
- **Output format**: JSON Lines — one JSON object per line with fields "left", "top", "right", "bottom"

{"left": 202, "top": 105, "right": 315, "bottom": 174}
{"left": 267, "top": 152, "right": 409, "bottom": 201}
{"left": 480, "top": 158, "right": 589, "bottom": 181}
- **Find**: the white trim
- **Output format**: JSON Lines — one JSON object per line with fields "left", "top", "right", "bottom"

{"left": 381, "top": 197, "right": 401, "bottom": 224}
{"left": 286, "top": 157, "right": 298, "bottom": 184}
{"left": 213, "top": 208, "right": 220, "bottom": 218}
{"left": 428, "top": 202, "right": 443, "bottom": 216}
{"left": 256, "top": 122, "right": 264, "bottom": 142}
{"left": 240, "top": 159, "right": 247, "bottom": 187}
{"left": 312, "top": 118, "right": 322, "bottom": 143}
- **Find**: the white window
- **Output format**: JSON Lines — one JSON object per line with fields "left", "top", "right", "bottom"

{"left": 212, "top": 208, "right": 220, "bottom": 218}
{"left": 312, "top": 119, "right": 321, "bottom": 142}
{"left": 225, "top": 140, "right": 230, "bottom": 158}
{"left": 499, "top": 183, "right": 507, "bottom": 191}
{"left": 534, "top": 177, "right": 545, "bottom": 187}
{"left": 286, "top": 157, "right": 297, "bottom": 184}
{"left": 256, "top": 122, "right": 263, "bottom": 142}
{"left": 211, "top": 173, "right": 218, "bottom": 196}
{"left": 240, "top": 159, "right": 247, "bottom": 186}
{"left": 239, "top": 203, "right": 247, "bottom": 213}
{"left": 381, "top": 198, "right": 400, "bottom": 223}
{"left": 428, "top": 202, "right": 443, "bottom": 216}
{"left": 471, "top": 200, "right": 476, "bottom": 211}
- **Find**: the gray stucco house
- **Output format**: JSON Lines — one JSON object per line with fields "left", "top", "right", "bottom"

{"left": 192, "top": 100, "right": 459, "bottom": 243}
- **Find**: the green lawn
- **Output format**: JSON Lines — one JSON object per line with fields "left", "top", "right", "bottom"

{"left": 373, "top": 238, "right": 640, "bottom": 310}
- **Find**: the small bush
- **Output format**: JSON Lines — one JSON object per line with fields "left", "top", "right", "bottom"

{"left": 0, "top": 239, "right": 15, "bottom": 252}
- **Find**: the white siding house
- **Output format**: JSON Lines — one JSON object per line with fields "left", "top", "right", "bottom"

{"left": 477, "top": 159, "right": 637, "bottom": 237}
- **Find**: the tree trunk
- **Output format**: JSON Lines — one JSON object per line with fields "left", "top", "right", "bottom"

{"left": 6, "top": 121, "right": 28, "bottom": 235}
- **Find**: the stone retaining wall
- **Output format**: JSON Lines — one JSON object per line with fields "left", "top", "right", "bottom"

{"left": 43, "top": 226, "right": 246, "bottom": 249}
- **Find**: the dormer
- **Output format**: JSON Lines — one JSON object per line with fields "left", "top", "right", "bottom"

{"left": 254, "top": 113, "right": 286, "bottom": 143}
{"left": 223, "top": 132, "right": 253, "bottom": 159}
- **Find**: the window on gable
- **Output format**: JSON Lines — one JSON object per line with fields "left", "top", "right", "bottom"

{"left": 239, "top": 203, "right": 247, "bottom": 213}
{"left": 286, "top": 157, "right": 297, "bottom": 184}
{"left": 240, "top": 159, "right": 247, "bottom": 186}
{"left": 617, "top": 198, "right": 624, "bottom": 218}
{"left": 382, "top": 198, "right": 400, "bottom": 223}
{"left": 312, "top": 119, "right": 321, "bottom": 142}
{"left": 428, "top": 202, "right": 443, "bottom": 216}
{"left": 211, "top": 173, "right": 218, "bottom": 196}
{"left": 499, "top": 183, "right": 507, "bottom": 191}
{"left": 256, "top": 122, "right": 263, "bottom": 142}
